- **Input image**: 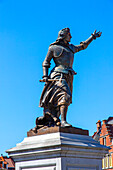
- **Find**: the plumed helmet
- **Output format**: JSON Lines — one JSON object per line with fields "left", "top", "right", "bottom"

{"left": 57, "top": 28, "right": 70, "bottom": 40}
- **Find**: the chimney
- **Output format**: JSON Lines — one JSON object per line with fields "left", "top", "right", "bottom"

{"left": 103, "top": 119, "right": 107, "bottom": 124}
{"left": 96, "top": 120, "right": 101, "bottom": 132}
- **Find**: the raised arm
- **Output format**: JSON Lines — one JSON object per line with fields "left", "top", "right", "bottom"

{"left": 71, "top": 30, "right": 102, "bottom": 53}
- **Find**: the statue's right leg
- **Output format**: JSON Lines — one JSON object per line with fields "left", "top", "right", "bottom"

{"left": 60, "top": 104, "right": 72, "bottom": 127}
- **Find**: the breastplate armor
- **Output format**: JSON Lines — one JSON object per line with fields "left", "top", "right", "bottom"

{"left": 52, "top": 45, "right": 76, "bottom": 75}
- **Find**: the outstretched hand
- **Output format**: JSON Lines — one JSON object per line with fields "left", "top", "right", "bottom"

{"left": 92, "top": 30, "right": 102, "bottom": 39}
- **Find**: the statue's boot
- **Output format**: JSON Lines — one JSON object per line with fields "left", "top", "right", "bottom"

{"left": 60, "top": 105, "right": 72, "bottom": 127}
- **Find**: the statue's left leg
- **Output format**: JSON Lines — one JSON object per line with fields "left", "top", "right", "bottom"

{"left": 60, "top": 105, "right": 72, "bottom": 127}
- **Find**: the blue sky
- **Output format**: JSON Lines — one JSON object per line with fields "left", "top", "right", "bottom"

{"left": 0, "top": 0, "right": 113, "bottom": 155}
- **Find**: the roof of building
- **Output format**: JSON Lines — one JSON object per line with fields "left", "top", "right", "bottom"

{"left": 107, "top": 117, "right": 113, "bottom": 124}
{"left": 0, "top": 155, "right": 15, "bottom": 168}
{"left": 93, "top": 117, "right": 113, "bottom": 141}
{"left": 93, "top": 129, "right": 101, "bottom": 142}
{"left": 0, "top": 155, "right": 5, "bottom": 162}
{"left": 4, "top": 157, "right": 15, "bottom": 168}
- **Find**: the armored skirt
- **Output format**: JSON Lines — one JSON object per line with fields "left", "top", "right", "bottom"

{"left": 39, "top": 70, "right": 73, "bottom": 116}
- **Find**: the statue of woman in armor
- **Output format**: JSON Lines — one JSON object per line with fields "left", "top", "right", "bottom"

{"left": 39, "top": 28, "right": 101, "bottom": 128}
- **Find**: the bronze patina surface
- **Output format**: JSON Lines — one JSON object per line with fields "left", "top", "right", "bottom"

{"left": 30, "top": 28, "right": 101, "bottom": 133}
{"left": 27, "top": 126, "right": 89, "bottom": 137}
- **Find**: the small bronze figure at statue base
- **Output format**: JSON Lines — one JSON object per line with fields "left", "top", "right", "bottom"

{"left": 29, "top": 28, "right": 102, "bottom": 134}
{"left": 31, "top": 113, "right": 61, "bottom": 134}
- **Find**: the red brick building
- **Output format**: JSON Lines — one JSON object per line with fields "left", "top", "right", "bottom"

{"left": 0, "top": 155, "right": 15, "bottom": 170}
{"left": 93, "top": 117, "right": 113, "bottom": 169}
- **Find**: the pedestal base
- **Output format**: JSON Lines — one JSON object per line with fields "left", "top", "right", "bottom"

{"left": 27, "top": 126, "right": 89, "bottom": 136}
{"left": 6, "top": 128, "right": 108, "bottom": 170}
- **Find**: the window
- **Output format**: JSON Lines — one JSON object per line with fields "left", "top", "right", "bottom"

{"left": 2, "top": 162, "right": 4, "bottom": 168}
{"left": 102, "top": 158, "right": 105, "bottom": 169}
{"left": 109, "top": 154, "right": 112, "bottom": 167}
{"left": 4, "top": 164, "right": 6, "bottom": 168}
{"left": 106, "top": 156, "right": 108, "bottom": 168}
{"left": 102, "top": 155, "right": 110, "bottom": 169}
{"left": 103, "top": 137, "right": 106, "bottom": 145}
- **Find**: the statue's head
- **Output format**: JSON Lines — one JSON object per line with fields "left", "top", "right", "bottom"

{"left": 50, "top": 28, "right": 72, "bottom": 46}
{"left": 57, "top": 28, "right": 72, "bottom": 42}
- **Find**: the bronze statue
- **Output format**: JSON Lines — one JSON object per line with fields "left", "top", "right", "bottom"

{"left": 32, "top": 28, "right": 102, "bottom": 132}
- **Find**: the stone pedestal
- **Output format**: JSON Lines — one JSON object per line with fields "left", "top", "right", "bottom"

{"left": 6, "top": 127, "right": 108, "bottom": 170}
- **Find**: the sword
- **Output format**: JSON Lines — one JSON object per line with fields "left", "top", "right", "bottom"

{"left": 39, "top": 79, "right": 65, "bottom": 82}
